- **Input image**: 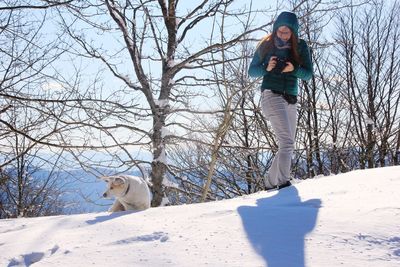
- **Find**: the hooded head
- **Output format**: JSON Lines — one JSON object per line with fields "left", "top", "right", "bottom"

{"left": 273, "top": 11, "right": 299, "bottom": 38}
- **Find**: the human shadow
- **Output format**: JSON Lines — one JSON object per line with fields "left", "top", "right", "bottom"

{"left": 238, "top": 186, "right": 321, "bottom": 267}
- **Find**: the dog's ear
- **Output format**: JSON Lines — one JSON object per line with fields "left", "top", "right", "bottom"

{"left": 112, "top": 177, "right": 125, "bottom": 186}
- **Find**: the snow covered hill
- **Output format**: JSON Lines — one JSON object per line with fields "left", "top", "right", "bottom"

{"left": 1, "top": 166, "right": 399, "bottom": 267}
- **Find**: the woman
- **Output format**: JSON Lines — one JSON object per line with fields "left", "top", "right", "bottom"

{"left": 248, "top": 11, "right": 313, "bottom": 190}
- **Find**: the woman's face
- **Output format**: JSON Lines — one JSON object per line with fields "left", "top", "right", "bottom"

{"left": 276, "top": 26, "right": 292, "bottom": 42}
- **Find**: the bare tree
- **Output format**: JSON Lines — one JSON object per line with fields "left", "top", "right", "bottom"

{"left": 156, "top": 1, "right": 382, "bottom": 203}
{"left": 0, "top": 0, "right": 73, "bottom": 11}
{"left": 0, "top": 105, "right": 68, "bottom": 218}
{"left": 4, "top": 0, "right": 398, "bottom": 213}
{"left": 59, "top": 0, "right": 272, "bottom": 206}
{"left": 0, "top": 0, "right": 96, "bottom": 217}
{"left": 334, "top": 0, "right": 400, "bottom": 168}
{"left": 0, "top": 0, "right": 77, "bottom": 164}
{"left": 0, "top": 154, "right": 67, "bottom": 218}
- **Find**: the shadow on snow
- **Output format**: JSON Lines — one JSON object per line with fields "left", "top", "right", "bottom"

{"left": 238, "top": 186, "right": 321, "bottom": 267}
{"left": 86, "top": 210, "right": 138, "bottom": 225}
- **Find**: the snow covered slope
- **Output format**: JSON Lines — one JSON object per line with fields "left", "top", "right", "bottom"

{"left": 1, "top": 166, "right": 399, "bottom": 267}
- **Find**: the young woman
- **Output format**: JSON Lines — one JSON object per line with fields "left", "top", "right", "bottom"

{"left": 248, "top": 11, "right": 313, "bottom": 190}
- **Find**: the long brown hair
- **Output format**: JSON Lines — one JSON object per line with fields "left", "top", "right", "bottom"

{"left": 257, "top": 30, "right": 302, "bottom": 65}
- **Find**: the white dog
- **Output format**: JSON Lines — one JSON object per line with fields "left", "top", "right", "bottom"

{"left": 101, "top": 175, "right": 151, "bottom": 212}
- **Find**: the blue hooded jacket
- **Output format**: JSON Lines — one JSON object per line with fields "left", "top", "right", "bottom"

{"left": 248, "top": 12, "right": 313, "bottom": 96}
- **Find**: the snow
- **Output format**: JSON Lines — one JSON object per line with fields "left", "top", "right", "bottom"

{"left": 161, "top": 126, "right": 172, "bottom": 138}
{"left": 162, "top": 176, "right": 180, "bottom": 189}
{"left": 167, "top": 59, "right": 176, "bottom": 68}
{"left": 365, "top": 117, "right": 374, "bottom": 126}
{"left": 152, "top": 147, "right": 167, "bottom": 165}
{"left": 154, "top": 99, "right": 169, "bottom": 108}
{"left": 41, "top": 81, "right": 63, "bottom": 92}
{"left": 1, "top": 166, "right": 400, "bottom": 266}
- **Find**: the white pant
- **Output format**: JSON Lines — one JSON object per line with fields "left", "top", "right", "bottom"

{"left": 261, "top": 90, "right": 297, "bottom": 188}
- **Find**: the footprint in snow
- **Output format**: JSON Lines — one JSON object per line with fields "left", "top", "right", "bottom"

{"left": 110, "top": 231, "right": 169, "bottom": 245}
{"left": 7, "top": 245, "right": 59, "bottom": 267}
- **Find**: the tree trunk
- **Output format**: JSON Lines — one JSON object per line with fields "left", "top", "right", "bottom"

{"left": 150, "top": 102, "right": 169, "bottom": 206}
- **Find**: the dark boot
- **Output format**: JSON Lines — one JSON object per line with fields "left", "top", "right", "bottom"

{"left": 277, "top": 181, "right": 292, "bottom": 190}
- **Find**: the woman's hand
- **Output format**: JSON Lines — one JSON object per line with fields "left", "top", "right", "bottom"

{"left": 266, "top": 56, "right": 277, "bottom": 72}
{"left": 282, "top": 62, "right": 294, "bottom": 72}
{"left": 266, "top": 57, "right": 294, "bottom": 73}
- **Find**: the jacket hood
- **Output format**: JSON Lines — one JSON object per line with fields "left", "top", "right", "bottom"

{"left": 273, "top": 11, "right": 299, "bottom": 37}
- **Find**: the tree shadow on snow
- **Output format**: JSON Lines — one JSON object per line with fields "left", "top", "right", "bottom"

{"left": 238, "top": 186, "right": 321, "bottom": 267}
